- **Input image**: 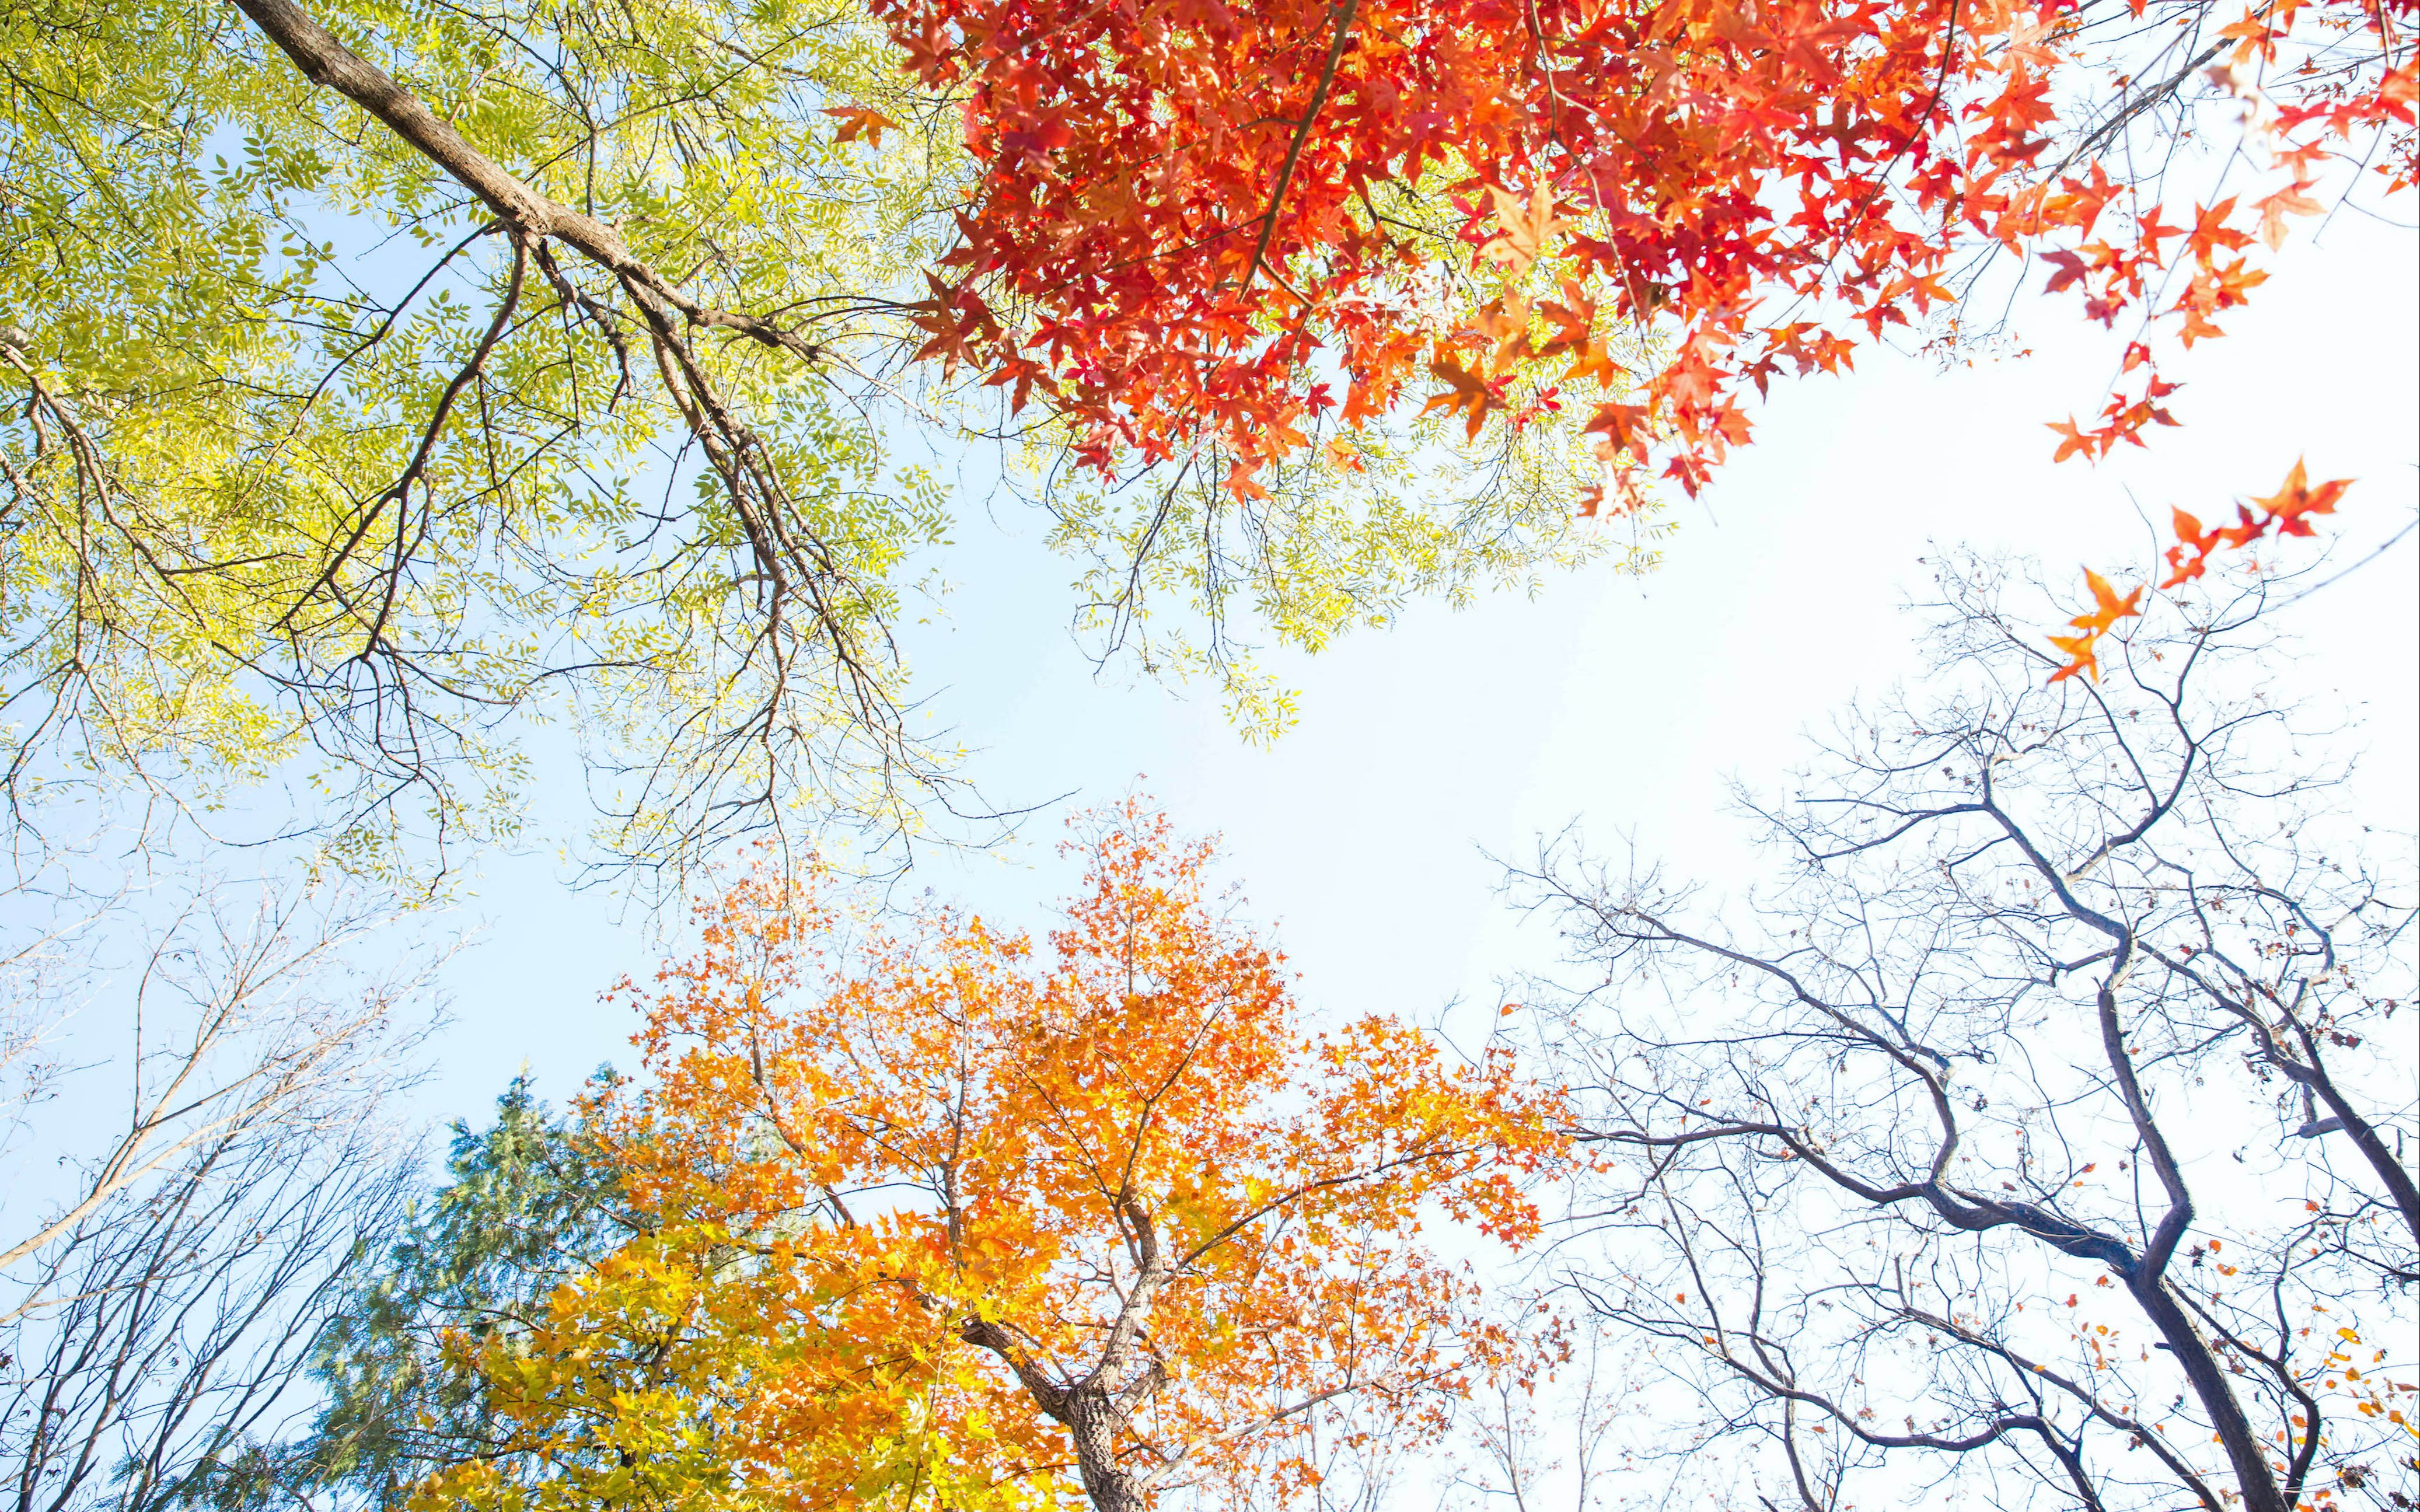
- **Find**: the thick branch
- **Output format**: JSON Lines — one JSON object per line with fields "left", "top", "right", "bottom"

{"left": 230, "top": 0, "right": 822, "bottom": 359}
{"left": 1241, "top": 0, "right": 1363, "bottom": 298}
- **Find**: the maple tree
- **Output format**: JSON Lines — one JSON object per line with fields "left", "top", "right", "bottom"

{"left": 877, "top": 0, "right": 2409, "bottom": 669}
{"left": 415, "top": 801, "right": 1560, "bottom": 1511}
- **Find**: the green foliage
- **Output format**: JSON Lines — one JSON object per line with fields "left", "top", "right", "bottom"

{"left": 1, "top": 0, "right": 956, "bottom": 874}
{"left": 1, "top": 0, "right": 1648, "bottom": 874}
{"left": 292, "top": 1077, "right": 631, "bottom": 1510}
{"left": 1038, "top": 394, "right": 1662, "bottom": 740}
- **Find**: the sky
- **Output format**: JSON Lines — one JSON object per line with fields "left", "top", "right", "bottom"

{"left": 1, "top": 34, "right": 2411, "bottom": 1512}
{"left": 2, "top": 107, "right": 2407, "bottom": 1512}
{"left": 419, "top": 195, "right": 2420, "bottom": 1133}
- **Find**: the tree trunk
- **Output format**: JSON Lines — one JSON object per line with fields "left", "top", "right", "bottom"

{"left": 1066, "top": 1388, "right": 1150, "bottom": 1512}
{"left": 2128, "top": 1270, "right": 2289, "bottom": 1512}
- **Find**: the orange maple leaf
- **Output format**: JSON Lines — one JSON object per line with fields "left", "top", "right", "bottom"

{"left": 1481, "top": 182, "right": 1562, "bottom": 276}
{"left": 824, "top": 103, "right": 902, "bottom": 146}
{"left": 2048, "top": 416, "right": 2098, "bottom": 463}
{"left": 2047, "top": 630, "right": 2104, "bottom": 683}
{"left": 1563, "top": 337, "right": 1626, "bottom": 389}
{"left": 1585, "top": 400, "right": 1653, "bottom": 460}
{"left": 2176, "top": 306, "right": 2227, "bottom": 347}
{"left": 1420, "top": 352, "right": 1496, "bottom": 439}
{"left": 1534, "top": 283, "right": 1599, "bottom": 359}
{"left": 2160, "top": 506, "right": 2224, "bottom": 587}
{"left": 2041, "top": 248, "right": 2090, "bottom": 295}
{"left": 1472, "top": 292, "right": 1534, "bottom": 369}
{"left": 2047, "top": 568, "right": 2143, "bottom": 682}
{"left": 2185, "top": 198, "right": 2251, "bottom": 264}
{"left": 2075, "top": 568, "right": 2145, "bottom": 633}
{"left": 2250, "top": 457, "right": 2352, "bottom": 537}
{"left": 2215, "top": 502, "right": 2268, "bottom": 549}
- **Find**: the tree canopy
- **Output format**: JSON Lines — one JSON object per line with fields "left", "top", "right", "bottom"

{"left": 413, "top": 804, "right": 1558, "bottom": 1511}
{"left": 1, "top": 0, "right": 1640, "bottom": 881}
{"left": 4, "top": 0, "right": 949, "bottom": 870}
{"left": 296, "top": 1078, "right": 634, "bottom": 1511}
{"left": 8, "top": 0, "right": 2401, "bottom": 872}
{"left": 889, "top": 0, "right": 2407, "bottom": 629}
{"left": 2, "top": 1, "right": 2406, "bottom": 1508}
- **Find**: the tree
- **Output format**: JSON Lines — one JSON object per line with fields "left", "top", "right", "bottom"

{"left": 2, "top": 1122, "right": 411, "bottom": 1512}
{"left": 415, "top": 802, "right": 1560, "bottom": 1511}
{"left": 0, "top": 870, "right": 429, "bottom": 1511}
{"left": 1508, "top": 554, "right": 2417, "bottom": 1510}
{"left": 2, "top": 0, "right": 1635, "bottom": 878}
{"left": 882, "top": 0, "right": 2408, "bottom": 558}
{"left": 0, "top": 870, "right": 425, "bottom": 1288}
{"left": 2, "top": 0, "right": 958, "bottom": 876}
{"left": 288, "top": 1079, "right": 634, "bottom": 1512}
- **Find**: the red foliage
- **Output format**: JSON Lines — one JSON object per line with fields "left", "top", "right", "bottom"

{"left": 883, "top": 0, "right": 2404, "bottom": 484}
{"left": 875, "top": 0, "right": 2407, "bottom": 621}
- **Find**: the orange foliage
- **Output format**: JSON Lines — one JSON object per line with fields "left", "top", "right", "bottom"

{"left": 2045, "top": 456, "right": 2351, "bottom": 680}
{"left": 2046, "top": 568, "right": 2144, "bottom": 683}
{"left": 439, "top": 802, "right": 1563, "bottom": 1511}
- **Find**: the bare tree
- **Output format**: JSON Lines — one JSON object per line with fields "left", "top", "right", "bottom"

{"left": 1510, "top": 554, "right": 2418, "bottom": 1512}
{"left": 1448, "top": 1313, "right": 1626, "bottom": 1512}
{"left": 0, "top": 870, "right": 431, "bottom": 1511}
{"left": 2, "top": 884, "right": 423, "bottom": 1277}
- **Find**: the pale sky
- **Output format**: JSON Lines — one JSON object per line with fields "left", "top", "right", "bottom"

{"left": 425, "top": 198, "right": 2418, "bottom": 1133}
{"left": 2, "top": 48, "right": 2409, "bottom": 1512}
{"left": 8, "top": 130, "right": 2399, "bottom": 1512}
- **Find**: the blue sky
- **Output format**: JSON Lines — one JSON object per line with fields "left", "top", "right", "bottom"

{"left": 419, "top": 201, "right": 2418, "bottom": 1133}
